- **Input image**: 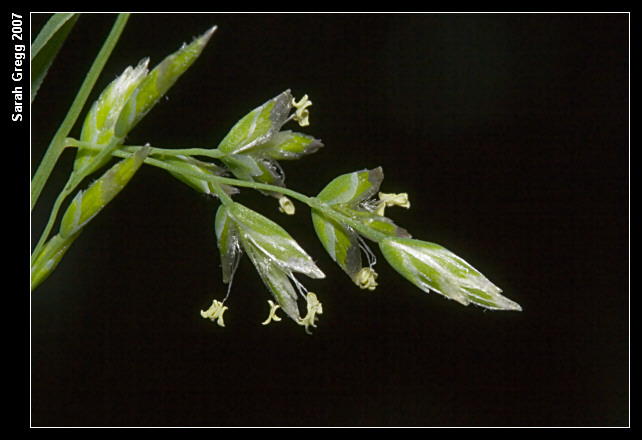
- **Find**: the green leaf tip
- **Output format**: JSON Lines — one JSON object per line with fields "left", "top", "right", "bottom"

{"left": 114, "top": 25, "right": 217, "bottom": 138}
{"left": 30, "top": 234, "right": 78, "bottom": 291}
{"left": 31, "top": 13, "right": 79, "bottom": 103}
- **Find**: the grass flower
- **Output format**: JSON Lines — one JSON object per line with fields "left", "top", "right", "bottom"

{"left": 75, "top": 58, "right": 149, "bottom": 173}
{"left": 59, "top": 146, "right": 151, "bottom": 239}
{"left": 312, "top": 167, "right": 409, "bottom": 289}
{"left": 211, "top": 202, "right": 325, "bottom": 331}
{"left": 217, "top": 90, "right": 323, "bottom": 196}
{"left": 379, "top": 237, "right": 522, "bottom": 311}
{"left": 114, "top": 26, "right": 217, "bottom": 138}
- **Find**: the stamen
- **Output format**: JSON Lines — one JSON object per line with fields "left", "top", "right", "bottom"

{"left": 200, "top": 299, "right": 228, "bottom": 327}
{"left": 262, "top": 300, "right": 282, "bottom": 325}
{"left": 278, "top": 196, "right": 295, "bottom": 215}
{"left": 353, "top": 267, "right": 378, "bottom": 291}
{"left": 298, "top": 292, "right": 323, "bottom": 334}
{"left": 291, "top": 95, "right": 312, "bottom": 127}
{"left": 376, "top": 192, "right": 411, "bottom": 216}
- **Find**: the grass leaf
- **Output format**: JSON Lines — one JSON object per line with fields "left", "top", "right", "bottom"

{"left": 31, "top": 13, "right": 78, "bottom": 103}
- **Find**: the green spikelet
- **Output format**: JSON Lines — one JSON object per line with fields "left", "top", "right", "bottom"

{"left": 114, "top": 26, "right": 216, "bottom": 138}
{"left": 59, "top": 146, "right": 150, "bottom": 239}
{"left": 74, "top": 59, "right": 149, "bottom": 174}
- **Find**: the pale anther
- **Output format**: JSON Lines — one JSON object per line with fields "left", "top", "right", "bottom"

{"left": 375, "top": 192, "right": 411, "bottom": 216}
{"left": 278, "top": 196, "right": 295, "bottom": 215}
{"left": 200, "top": 299, "right": 228, "bottom": 327}
{"left": 354, "top": 267, "right": 378, "bottom": 291}
{"left": 292, "top": 95, "right": 312, "bottom": 127}
{"left": 298, "top": 292, "right": 323, "bottom": 334}
{"left": 262, "top": 300, "right": 282, "bottom": 325}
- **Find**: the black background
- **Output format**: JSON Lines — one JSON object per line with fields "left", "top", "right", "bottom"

{"left": 30, "top": 13, "right": 629, "bottom": 427}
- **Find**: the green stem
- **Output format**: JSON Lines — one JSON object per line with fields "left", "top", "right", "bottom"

{"left": 95, "top": 146, "right": 388, "bottom": 242}
{"left": 67, "top": 139, "right": 312, "bottom": 204}
{"left": 66, "top": 140, "right": 390, "bottom": 242}
{"left": 149, "top": 154, "right": 316, "bottom": 205}
{"left": 151, "top": 160, "right": 389, "bottom": 241}
{"left": 210, "top": 180, "right": 234, "bottom": 206}
{"left": 66, "top": 138, "right": 225, "bottom": 160}
{"left": 147, "top": 147, "right": 225, "bottom": 159}
{"left": 31, "top": 136, "right": 122, "bottom": 266}
{"left": 31, "top": 13, "right": 130, "bottom": 212}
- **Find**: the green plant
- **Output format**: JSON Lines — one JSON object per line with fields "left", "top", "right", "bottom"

{"left": 31, "top": 14, "right": 521, "bottom": 334}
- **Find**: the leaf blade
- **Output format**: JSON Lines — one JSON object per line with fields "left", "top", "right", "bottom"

{"left": 30, "top": 13, "right": 79, "bottom": 103}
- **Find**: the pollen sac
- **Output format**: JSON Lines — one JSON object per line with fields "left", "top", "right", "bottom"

{"left": 354, "top": 267, "right": 378, "bottom": 291}
{"left": 278, "top": 196, "right": 295, "bottom": 215}
{"left": 114, "top": 25, "right": 216, "bottom": 138}
{"left": 262, "top": 300, "right": 282, "bottom": 325}
{"left": 298, "top": 292, "right": 323, "bottom": 334}
{"left": 291, "top": 95, "right": 312, "bottom": 127}
{"left": 59, "top": 146, "right": 150, "bottom": 239}
{"left": 200, "top": 300, "right": 228, "bottom": 327}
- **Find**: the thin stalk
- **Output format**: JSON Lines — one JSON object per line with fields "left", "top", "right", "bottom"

{"left": 142, "top": 147, "right": 225, "bottom": 159}
{"left": 98, "top": 147, "right": 390, "bottom": 243}
{"left": 66, "top": 138, "right": 225, "bottom": 160}
{"left": 153, "top": 158, "right": 390, "bottom": 242}
{"left": 31, "top": 13, "right": 130, "bottom": 212}
{"left": 210, "top": 183, "right": 234, "bottom": 206}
